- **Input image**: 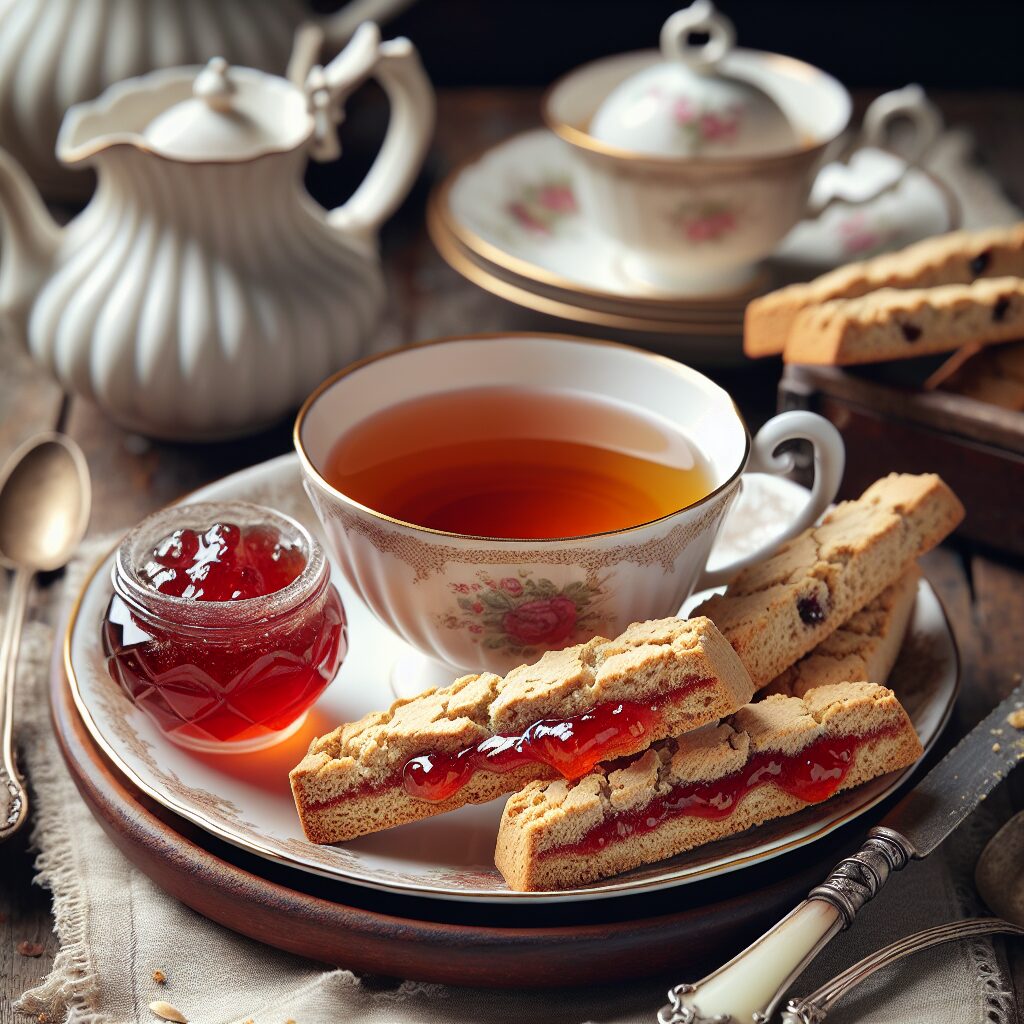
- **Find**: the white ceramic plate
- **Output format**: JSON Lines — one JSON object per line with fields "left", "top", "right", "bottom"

{"left": 435, "top": 129, "right": 956, "bottom": 311}
{"left": 66, "top": 454, "right": 958, "bottom": 903}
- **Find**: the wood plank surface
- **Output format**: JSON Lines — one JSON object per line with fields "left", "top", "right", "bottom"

{"left": 1, "top": 88, "right": 1023, "bottom": 1023}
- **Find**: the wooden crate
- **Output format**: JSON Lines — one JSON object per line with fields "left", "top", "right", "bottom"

{"left": 779, "top": 363, "right": 1024, "bottom": 557}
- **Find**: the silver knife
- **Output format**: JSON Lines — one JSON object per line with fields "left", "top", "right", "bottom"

{"left": 658, "top": 680, "right": 1024, "bottom": 1024}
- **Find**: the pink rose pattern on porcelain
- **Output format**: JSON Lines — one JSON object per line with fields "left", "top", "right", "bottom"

{"left": 439, "top": 569, "right": 610, "bottom": 658}
{"left": 837, "top": 210, "right": 897, "bottom": 257}
{"left": 670, "top": 199, "right": 738, "bottom": 243}
{"left": 504, "top": 178, "right": 578, "bottom": 235}
{"left": 668, "top": 91, "right": 743, "bottom": 151}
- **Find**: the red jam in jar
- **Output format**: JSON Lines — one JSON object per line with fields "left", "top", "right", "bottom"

{"left": 103, "top": 501, "right": 346, "bottom": 752}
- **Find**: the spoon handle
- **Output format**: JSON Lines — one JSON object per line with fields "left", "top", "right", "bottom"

{"left": 0, "top": 568, "right": 32, "bottom": 840}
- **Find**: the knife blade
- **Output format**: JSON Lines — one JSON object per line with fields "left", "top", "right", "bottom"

{"left": 879, "top": 679, "right": 1024, "bottom": 857}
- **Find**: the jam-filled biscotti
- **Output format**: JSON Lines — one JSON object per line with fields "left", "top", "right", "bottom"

{"left": 290, "top": 616, "right": 754, "bottom": 844}
{"left": 762, "top": 565, "right": 919, "bottom": 698}
{"left": 495, "top": 682, "right": 923, "bottom": 892}
{"left": 695, "top": 474, "right": 963, "bottom": 689}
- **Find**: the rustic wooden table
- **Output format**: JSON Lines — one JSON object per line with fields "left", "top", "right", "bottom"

{"left": 1, "top": 88, "right": 1022, "bottom": 1022}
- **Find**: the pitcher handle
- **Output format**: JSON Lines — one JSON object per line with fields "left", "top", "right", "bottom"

{"left": 696, "top": 411, "right": 845, "bottom": 591}
{"left": 304, "top": 22, "right": 434, "bottom": 244}
{"left": 804, "top": 85, "right": 945, "bottom": 220}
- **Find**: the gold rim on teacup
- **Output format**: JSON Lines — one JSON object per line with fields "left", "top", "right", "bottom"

{"left": 294, "top": 332, "right": 752, "bottom": 544}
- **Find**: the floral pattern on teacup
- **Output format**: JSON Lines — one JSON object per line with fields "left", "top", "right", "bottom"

{"left": 670, "top": 199, "right": 738, "bottom": 243}
{"left": 504, "top": 178, "right": 578, "bottom": 235}
{"left": 670, "top": 94, "right": 743, "bottom": 151}
{"left": 438, "top": 569, "right": 609, "bottom": 658}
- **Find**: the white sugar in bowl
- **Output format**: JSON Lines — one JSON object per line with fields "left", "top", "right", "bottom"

{"left": 589, "top": 1, "right": 798, "bottom": 159}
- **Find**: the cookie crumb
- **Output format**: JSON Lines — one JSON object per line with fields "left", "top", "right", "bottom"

{"left": 1007, "top": 708, "right": 1024, "bottom": 730}
{"left": 16, "top": 941, "right": 44, "bottom": 957}
{"left": 993, "top": 742, "right": 1002, "bottom": 752}
{"left": 152, "top": 970, "right": 167, "bottom": 985}
{"left": 149, "top": 1001, "right": 187, "bottom": 1023}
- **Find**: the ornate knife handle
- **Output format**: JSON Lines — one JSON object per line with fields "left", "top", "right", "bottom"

{"left": 658, "top": 828, "right": 917, "bottom": 1024}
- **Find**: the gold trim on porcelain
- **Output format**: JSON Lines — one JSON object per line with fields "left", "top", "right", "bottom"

{"left": 541, "top": 49, "right": 847, "bottom": 170}
{"left": 62, "top": 545, "right": 961, "bottom": 902}
{"left": 294, "top": 331, "right": 752, "bottom": 544}
{"left": 428, "top": 134, "right": 767, "bottom": 310}
{"left": 427, "top": 213, "right": 746, "bottom": 336}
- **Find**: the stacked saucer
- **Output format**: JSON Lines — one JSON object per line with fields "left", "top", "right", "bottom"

{"left": 428, "top": 129, "right": 958, "bottom": 365}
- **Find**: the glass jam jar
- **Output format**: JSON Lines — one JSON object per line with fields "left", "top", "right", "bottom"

{"left": 102, "top": 501, "right": 346, "bottom": 753}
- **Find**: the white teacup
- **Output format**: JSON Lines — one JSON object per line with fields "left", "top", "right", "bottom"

{"left": 296, "top": 334, "right": 845, "bottom": 676}
{"left": 544, "top": 18, "right": 942, "bottom": 296}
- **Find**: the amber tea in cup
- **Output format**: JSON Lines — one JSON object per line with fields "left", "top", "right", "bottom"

{"left": 323, "top": 386, "right": 712, "bottom": 539}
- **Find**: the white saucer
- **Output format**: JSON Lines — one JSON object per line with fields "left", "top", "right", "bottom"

{"left": 65, "top": 454, "right": 958, "bottom": 904}
{"left": 432, "top": 129, "right": 958, "bottom": 315}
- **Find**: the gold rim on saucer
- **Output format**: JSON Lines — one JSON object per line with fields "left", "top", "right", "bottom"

{"left": 428, "top": 131, "right": 771, "bottom": 311}
{"left": 427, "top": 208, "right": 747, "bottom": 336}
{"left": 61, "top": 463, "right": 961, "bottom": 903}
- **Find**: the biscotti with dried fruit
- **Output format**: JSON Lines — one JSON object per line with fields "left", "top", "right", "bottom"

{"left": 290, "top": 617, "right": 754, "bottom": 844}
{"left": 695, "top": 474, "right": 963, "bottom": 688}
{"left": 782, "top": 277, "right": 1024, "bottom": 366}
{"left": 495, "top": 682, "right": 922, "bottom": 891}
{"left": 762, "top": 566, "right": 919, "bottom": 698}
{"left": 744, "top": 223, "right": 1024, "bottom": 358}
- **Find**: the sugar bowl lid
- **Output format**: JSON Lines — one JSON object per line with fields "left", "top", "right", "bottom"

{"left": 590, "top": 1, "right": 798, "bottom": 159}
{"left": 142, "top": 58, "right": 305, "bottom": 160}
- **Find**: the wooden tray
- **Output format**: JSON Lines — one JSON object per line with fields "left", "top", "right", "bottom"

{"left": 51, "top": 641, "right": 858, "bottom": 990}
{"left": 780, "top": 362, "right": 1024, "bottom": 557}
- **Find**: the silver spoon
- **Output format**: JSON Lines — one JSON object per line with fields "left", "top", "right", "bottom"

{"left": 0, "top": 432, "right": 90, "bottom": 841}
{"left": 779, "top": 809, "right": 1024, "bottom": 1023}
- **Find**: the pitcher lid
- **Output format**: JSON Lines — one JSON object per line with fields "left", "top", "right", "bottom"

{"left": 140, "top": 58, "right": 306, "bottom": 161}
{"left": 589, "top": 1, "right": 798, "bottom": 159}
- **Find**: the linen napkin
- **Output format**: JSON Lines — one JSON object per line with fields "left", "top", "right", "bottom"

{"left": 6, "top": 540, "right": 1017, "bottom": 1024}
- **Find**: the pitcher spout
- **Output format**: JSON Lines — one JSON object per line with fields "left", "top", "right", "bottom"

{"left": 0, "top": 148, "right": 60, "bottom": 338}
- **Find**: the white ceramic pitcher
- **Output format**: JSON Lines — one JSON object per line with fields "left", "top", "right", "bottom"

{"left": 0, "top": 23, "right": 434, "bottom": 441}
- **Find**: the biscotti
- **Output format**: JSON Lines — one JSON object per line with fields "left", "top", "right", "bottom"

{"left": 782, "top": 277, "right": 1024, "bottom": 366}
{"left": 762, "top": 566, "right": 919, "bottom": 698}
{"left": 694, "top": 474, "right": 963, "bottom": 688}
{"left": 744, "top": 223, "right": 1024, "bottom": 358}
{"left": 495, "top": 682, "right": 922, "bottom": 891}
{"left": 290, "top": 617, "right": 754, "bottom": 844}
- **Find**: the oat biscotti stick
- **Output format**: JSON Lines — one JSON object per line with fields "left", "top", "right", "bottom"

{"left": 495, "top": 682, "right": 922, "bottom": 891}
{"left": 782, "top": 277, "right": 1024, "bottom": 366}
{"left": 744, "top": 222, "right": 1024, "bottom": 357}
{"left": 290, "top": 617, "right": 754, "bottom": 844}
{"left": 694, "top": 474, "right": 963, "bottom": 688}
{"left": 762, "top": 566, "right": 919, "bottom": 698}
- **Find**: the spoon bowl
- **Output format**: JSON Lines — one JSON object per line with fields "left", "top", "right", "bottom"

{"left": 0, "top": 432, "right": 91, "bottom": 840}
{"left": 975, "top": 808, "right": 1024, "bottom": 926}
{"left": 0, "top": 434, "right": 91, "bottom": 572}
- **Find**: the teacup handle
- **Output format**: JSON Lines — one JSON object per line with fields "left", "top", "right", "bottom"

{"left": 804, "top": 85, "right": 944, "bottom": 220}
{"left": 697, "top": 411, "right": 845, "bottom": 590}
{"left": 303, "top": 22, "right": 435, "bottom": 244}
